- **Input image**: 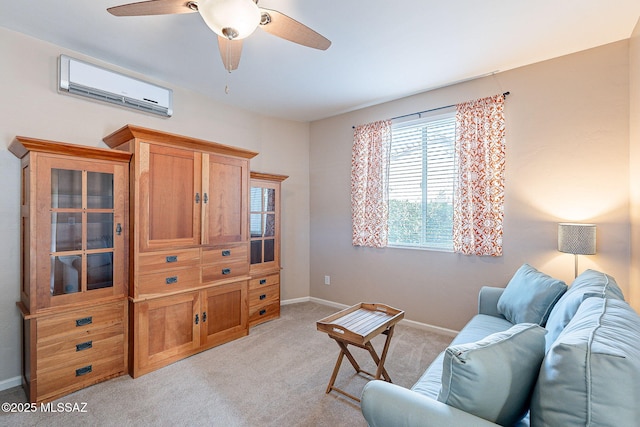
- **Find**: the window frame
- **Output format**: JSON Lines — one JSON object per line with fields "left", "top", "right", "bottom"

{"left": 387, "top": 109, "right": 457, "bottom": 251}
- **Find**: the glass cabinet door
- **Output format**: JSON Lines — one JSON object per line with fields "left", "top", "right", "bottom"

{"left": 37, "top": 155, "right": 126, "bottom": 307}
{"left": 50, "top": 168, "right": 115, "bottom": 296}
{"left": 250, "top": 184, "right": 278, "bottom": 266}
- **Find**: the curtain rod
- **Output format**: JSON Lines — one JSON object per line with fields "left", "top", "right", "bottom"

{"left": 352, "top": 91, "right": 510, "bottom": 129}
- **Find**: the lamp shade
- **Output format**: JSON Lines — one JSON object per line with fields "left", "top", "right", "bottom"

{"left": 558, "top": 223, "right": 596, "bottom": 255}
{"left": 197, "top": 0, "right": 261, "bottom": 40}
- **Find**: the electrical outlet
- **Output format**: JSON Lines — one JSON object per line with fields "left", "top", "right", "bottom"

{"left": 324, "top": 275, "right": 331, "bottom": 285}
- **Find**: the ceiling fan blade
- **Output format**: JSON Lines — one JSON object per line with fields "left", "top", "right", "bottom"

{"left": 258, "top": 8, "right": 331, "bottom": 51}
{"left": 107, "top": 0, "right": 197, "bottom": 17}
{"left": 217, "top": 36, "right": 243, "bottom": 72}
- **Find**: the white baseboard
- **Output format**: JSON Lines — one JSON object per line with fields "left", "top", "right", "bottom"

{"left": 283, "top": 296, "right": 459, "bottom": 337}
{"left": 280, "top": 296, "right": 312, "bottom": 305}
{"left": 401, "top": 318, "right": 458, "bottom": 337}
{"left": 308, "top": 297, "right": 350, "bottom": 310}
{"left": 0, "top": 376, "right": 22, "bottom": 392}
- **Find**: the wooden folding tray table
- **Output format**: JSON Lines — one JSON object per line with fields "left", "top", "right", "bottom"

{"left": 316, "top": 303, "right": 405, "bottom": 402}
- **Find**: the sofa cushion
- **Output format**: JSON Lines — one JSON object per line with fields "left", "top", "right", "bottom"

{"left": 530, "top": 297, "right": 640, "bottom": 427}
{"left": 543, "top": 269, "right": 625, "bottom": 351}
{"left": 412, "top": 314, "right": 513, "bottom": 399}
{"left": 497, "top": 264, "right": 567, "bottom": 325}
{"left": 437, "top": 323, "right": 547, "bottom": 426}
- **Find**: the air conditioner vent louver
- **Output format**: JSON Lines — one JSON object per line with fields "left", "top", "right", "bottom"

{"left": 59, "top": 55, "right": 173, "bottom": 117}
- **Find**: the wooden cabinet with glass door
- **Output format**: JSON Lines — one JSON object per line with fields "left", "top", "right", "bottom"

{"left": 9, "top": 136, "right": 131, "bottom": 403}
{"left": 249, "top": 172, "right": 287, "bottom": 327}
{"left": 103, "top": 125, "right": 257, "bottom": 377}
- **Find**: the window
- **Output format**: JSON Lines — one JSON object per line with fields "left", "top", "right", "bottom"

{"left": 387, "top": 112, "right": 456, "bottom": 250}
{"left": 352, "top": 94, "right": 505, "bottom": 254}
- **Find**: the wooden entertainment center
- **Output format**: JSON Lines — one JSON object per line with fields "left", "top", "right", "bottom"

{"left": 11, "top": 125, "right": 287, "bottom": 402}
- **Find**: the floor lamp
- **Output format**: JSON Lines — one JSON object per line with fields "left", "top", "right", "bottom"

{"left": 558, "top": 223, "right": 596, "bottom": 278}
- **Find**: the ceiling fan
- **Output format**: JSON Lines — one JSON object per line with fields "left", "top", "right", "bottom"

{"left": 107, "top": 0, "right": 331, "bottom": 72}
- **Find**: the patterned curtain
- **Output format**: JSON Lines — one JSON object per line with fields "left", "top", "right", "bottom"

{"left": 453, "top": 94, "right": 506, "bottom": 256}
{"left": 351, "top": 120, "right": 392, "bottom": 247}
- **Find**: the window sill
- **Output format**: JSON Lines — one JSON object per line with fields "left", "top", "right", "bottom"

{"left": 387, "top": 244, "right": 453, "bottom": 253}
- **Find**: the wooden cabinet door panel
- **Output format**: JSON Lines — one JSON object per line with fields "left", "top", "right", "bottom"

{"left": 200, "top": 281, "right": 247, "bottom": 348}
{"left": 139, "top": 143, "right": 201, "bottom": 251}
{"left": 133, "top": 292, "right": 200, "bottom": 377}
{"left": 202, "top": 154, "right": 248, "bottom": 244}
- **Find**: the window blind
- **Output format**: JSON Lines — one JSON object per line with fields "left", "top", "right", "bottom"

{"left": 388, "top": 114, "right": 456, "bottom": 249}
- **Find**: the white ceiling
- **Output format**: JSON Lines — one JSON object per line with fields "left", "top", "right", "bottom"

{"left": 1, "top": 1, "right": 639, "bottom": 122}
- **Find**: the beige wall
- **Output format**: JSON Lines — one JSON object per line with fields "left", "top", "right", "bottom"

{"left": 310, "top": 40, "right": 631, "bottom": 331}
{"left": 0, "top": 28, "right": 310, "bottom": 385}
{"left": 630, "top": 18, "right": 640, "bottom": 312}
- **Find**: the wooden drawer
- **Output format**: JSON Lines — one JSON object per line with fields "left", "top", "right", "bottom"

{"left": 202, "top": 261, "right": 249, "bottom": 283}
{"left": 138, "top": 267, "right": 200, "bottom": 296}
{"left": 36, "top": 353, "right": 125, "bottom": 399}
{"left": 249, "top": 284, "right": 279, "bottom": 311}
{"left": 249, "top": 273, "right": 280, "bottom": 290}
{"left": 37, "top": 301, "right": 125, "bottom": 343}
{"left": 249, "top": 301, "right": 280, "bottom": 326}
{"left": 202, "top": 244, "right": 248, "bottom": 265}
{"left": 37, "top": 324, "right": 124, "bottom": 371}
{"left": 138, "top": 248, "right": 200, "bottom": 274}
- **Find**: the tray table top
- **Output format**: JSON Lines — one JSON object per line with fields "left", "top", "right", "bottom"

{"left": 316, "top": 303, "right": 404, "bottom": 345}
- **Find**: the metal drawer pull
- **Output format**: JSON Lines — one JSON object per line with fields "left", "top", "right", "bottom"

{"left": 259, "top": 309, "right": 267, "bottom": 316}
{"left": 76, "top": 341, "right": 93, "bottom": 352}
{"left": 75, "top": 365, "right": 92, "bottom": 377}
{"left": 203, "top": 311, "right": 207, "bottom": 323}
{"left": 222, "top": 250, "right": 231, "bottom": 257}
{"left": 76, "top": 317, "right": 92, "bottom": 327}
{"left": 222, "top": 268, "right": 231, "bottom": 275}
{"left": 166, "top": 276, "right": 178, "bottom": 285}
{"left": 259, "top": 279, "right": 267, "bottom": 285}
{"left": 195, "top": 192, "right": 200, "bottom": 203}
{"left": 259, "top": 294, "right": 266, "bottom": 300}
{"left": 195, "top": 314, "right": 199, "bottom": 325}
{"left": 166, "top": 255, "right": 178, "bottom": 263}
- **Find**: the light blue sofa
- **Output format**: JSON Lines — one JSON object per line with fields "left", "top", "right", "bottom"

{"left": 361, "top": 265, "right": 640, "bottom": 427}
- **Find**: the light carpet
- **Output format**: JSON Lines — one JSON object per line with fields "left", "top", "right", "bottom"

{"left": 0, "top": 302, "right": 452, "bottom": 427}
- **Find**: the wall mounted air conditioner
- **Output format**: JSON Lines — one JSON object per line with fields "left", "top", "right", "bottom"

{"left": 59, "top": 54, "right": 173, "bottom": 117}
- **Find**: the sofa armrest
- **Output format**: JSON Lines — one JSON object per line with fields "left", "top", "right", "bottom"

{"left": 478, "top": 286, "right": 505, "bottom": 318}
{"left": 361, "top": 380, "right": 500, "bottom": 427}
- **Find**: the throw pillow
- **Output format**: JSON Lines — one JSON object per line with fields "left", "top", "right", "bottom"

{"left": 530, "top": 297, "right": 640, "bottom": 426}
{"left": 497, "top": 264, "right": 567, "bottom": 325}
{"left": 543, "top": 269, "right": 624, "bottom": 351}
{"left": 438, "top": 323, "right": 547, "bottom": 426}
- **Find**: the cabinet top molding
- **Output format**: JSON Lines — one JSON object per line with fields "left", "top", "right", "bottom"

{"left": 250, "top": 171, "right": 289, "bottom": 182}
{"left": 10, "top": 136, "right": 132, "bottom": 163}
{"left": 103, "top": 124, "right": 258, "bottom": 159}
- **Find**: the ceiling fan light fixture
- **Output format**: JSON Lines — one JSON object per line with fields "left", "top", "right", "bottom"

{"left": 197, "top": 0, "right": 261, "bottom": 40}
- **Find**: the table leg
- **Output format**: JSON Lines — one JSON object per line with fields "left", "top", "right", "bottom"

{"left": 323, "top": 325, "right": 397, "bottom": 401}
{"left": 337, "top": 340, "right": 362, "bottom": 373}
{"left": 373, "top": 325, "right": 395, "bottom": 381}
{"left": 326, "top": 346, "right": 345, "bottom": 394}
